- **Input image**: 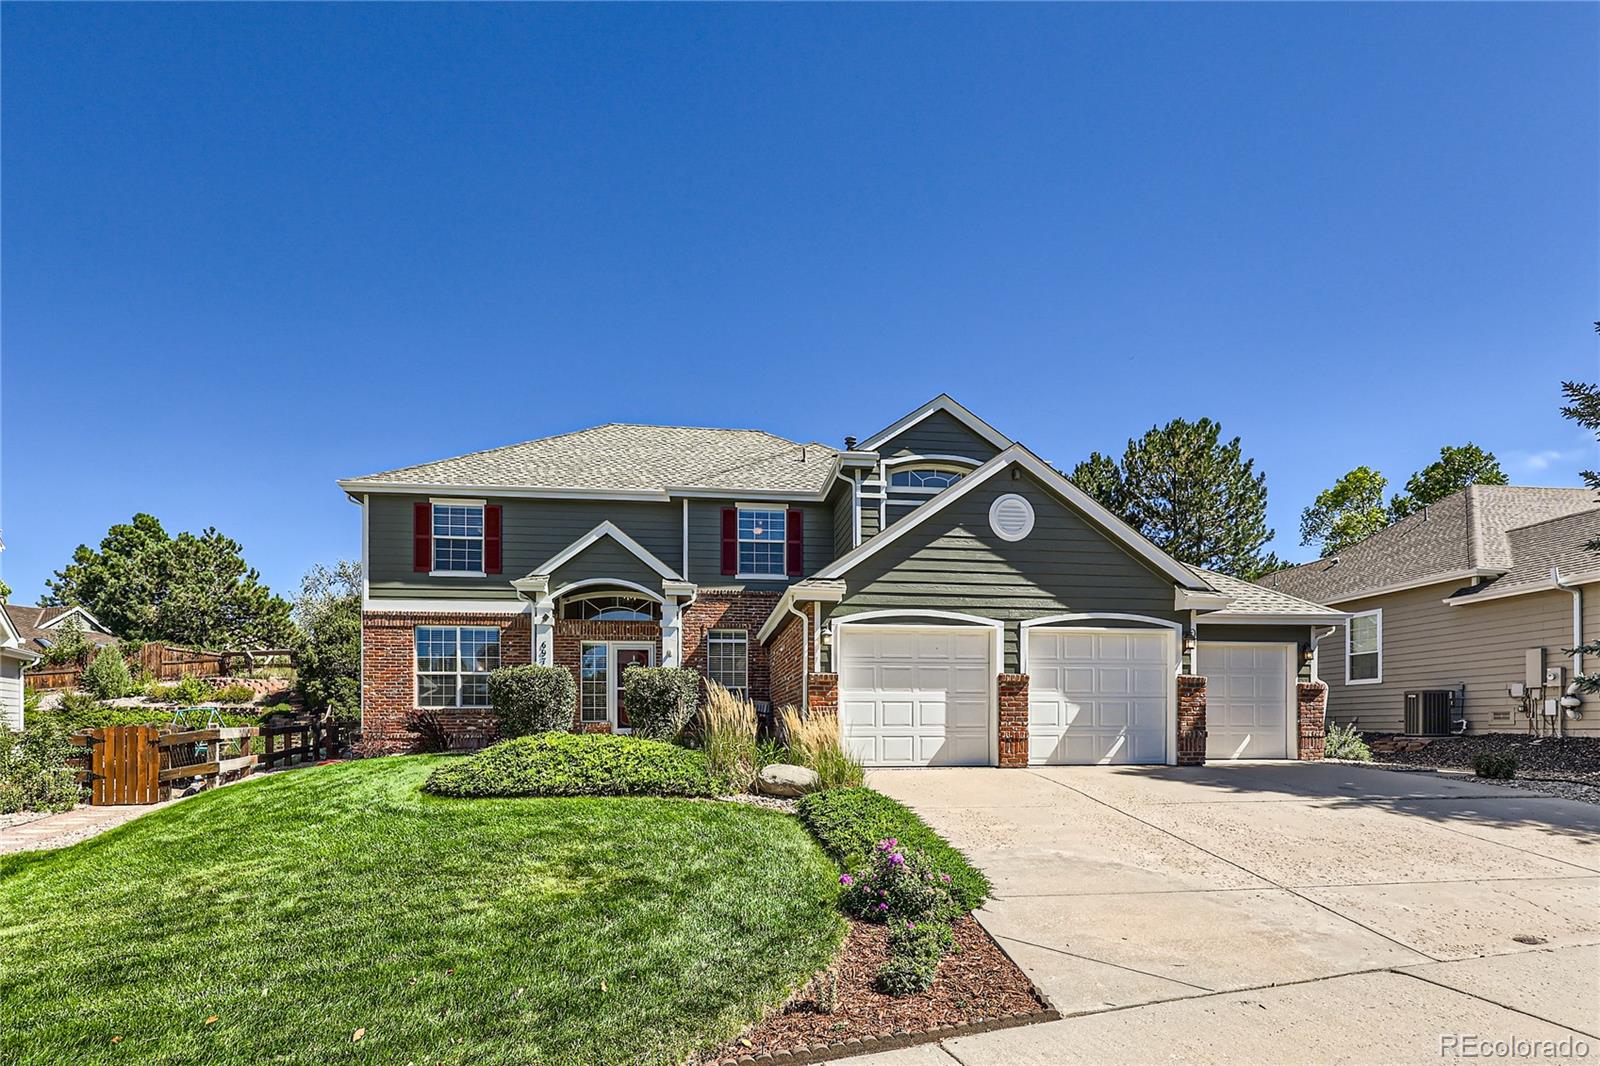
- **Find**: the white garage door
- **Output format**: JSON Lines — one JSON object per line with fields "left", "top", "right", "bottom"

{"left": 1199, "top": 642, "right": 1292, "bottom": 760}
{"left": 837, "top": 626, "right": 993, "bottom": 766}
{"left": 1026, "top": 628, "right": 1170, "bottom": 764}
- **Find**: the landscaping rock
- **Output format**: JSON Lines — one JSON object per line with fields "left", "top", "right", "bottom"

{"left": 757, "top": 763, "right": 819, "bottom": 797}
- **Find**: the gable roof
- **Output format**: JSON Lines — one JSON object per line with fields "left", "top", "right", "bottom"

{"left": 2, "top": 605, "right": 118, "bottom": 655}
{"left": 816, "top": 444, "right": 1215, "bottom": 591}
{"left": 526, "top": 521, "right": 684, "bottom": 583}
{"left": 339, "top": 424, "right": 839, "bottom": 498}
{"left": 1261, "top": 486, "right": 1598, "bottom": 605}
{"left": 859, "top": 394, "right": 1012, "bottom": 453}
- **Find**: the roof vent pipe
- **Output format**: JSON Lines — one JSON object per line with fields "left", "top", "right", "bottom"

{"left": 844, "top": 436, "right": 858, "bottom": 451}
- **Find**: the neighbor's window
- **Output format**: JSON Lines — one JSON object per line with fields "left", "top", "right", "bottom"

{"left": 416, "top": 626, "right": 501, "bottom": 707}
{"left": 580, "top": 642, "right": 609, "bottom": 723}
{"left": 432, "top": 503, "right": 485, "bottom": 573}
{"left": 889, "top": 467, "right": 966, "bottom": 490}
{"left": 707, "top": 629, "right": 749, "bottom": 694}
{"left": 1347, "top": 610, "right": 1382, "bottom": 684}
{"left": 738, "top": 508, "right": 787, "bottom": 577}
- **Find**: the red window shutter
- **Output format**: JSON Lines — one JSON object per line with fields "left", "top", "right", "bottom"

{"left": 721, "top": 508, "right": 737, "bottom": 576}
{"left": 484, "top": 504, "right": 502, "bottom": 574}
{"left": 413, "top": 502, "right": 432, "bottom": 572}
{"left": 786, "top": 508, "right": 804, "bottom": 576}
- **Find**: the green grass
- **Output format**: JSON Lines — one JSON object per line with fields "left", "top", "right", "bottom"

{"left": 797, "top": 787, "right": 991, "bottom": 912}
{"left": 0, "top": 758, "right": 845, "bottom": 1066}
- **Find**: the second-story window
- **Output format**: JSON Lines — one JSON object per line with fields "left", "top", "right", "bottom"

{"left": 433, "top": 503, "right": 485, "bottom": 573}
{"left": 889, "top": 466, "right": 966, "bottom": 490}
{"left": 738, "top": 507, "right": 787, "bottom": 577}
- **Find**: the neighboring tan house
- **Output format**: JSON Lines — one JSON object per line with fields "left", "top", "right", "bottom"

{"left": 1259, "top": 485, "right": 1599, "bottom": 738}
{"left": 338, "top": 395, "right": 1344, "bottom": 765}
{"left": 0, "top": 606, "right": 43, "bottom": 729}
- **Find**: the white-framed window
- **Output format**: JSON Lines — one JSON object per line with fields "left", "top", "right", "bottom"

{"left": 416, "top": 626, "right": 501, "bottom": 708}
{"left": 432, "top": 502, "right": 485, "bottom": 574}
{"left": 561, "top": 594, "right": 660, "bottom": 622}
{"left": 580, "top": 642, "right": 609, "bottom": 723}
{"left": 707, "top": 629, "right": 749, "bottom": 694}
{"left": 738, "top": 507, "right": 787, "bottom": 577}
{"left": 889, "top": 466, "right": 966, "bottom": 491}
{"left": 1346, "top": 610, "right": 1382, "bottom": 684}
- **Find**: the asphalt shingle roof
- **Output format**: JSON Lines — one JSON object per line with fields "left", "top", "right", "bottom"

{"left": 1260, "top": 486, "right": 1598, "bottom": 604}
{"left": 342, "top": 424, "right": 840, "bottom": 495}
{"left": 3, "top": 606, "right": 118, "bottom": 654}
{"left": 1445, "top": 508, "right": 1600, "bottom": 600}
{"left": 1188, "top": 567, "right": 1342, "bottom": 618}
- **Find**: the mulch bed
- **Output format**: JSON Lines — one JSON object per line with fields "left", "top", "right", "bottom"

{"left": 1363, "top": 733, "right": 1600, "bottom": 785}
{"left": 704, "top": 916, "right": 1051, "bottom": 1064}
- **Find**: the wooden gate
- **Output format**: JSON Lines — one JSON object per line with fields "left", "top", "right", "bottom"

{"left": 86, "top": 726, "right": 162, "bottom": 805}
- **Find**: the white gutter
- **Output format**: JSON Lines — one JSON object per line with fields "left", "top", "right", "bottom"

{"left": 1552, "top": 567, "right": 1583, "bottom": 735}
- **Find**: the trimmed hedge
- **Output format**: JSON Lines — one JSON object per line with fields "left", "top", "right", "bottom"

{"left": 489, "top": 665, "right": 577, "bottom": 737}
{"left": 620, "top": 666, "right": 702, "bottom": 741}
{"left": 424, "top": 732, "right": 719, "bottom": 798}
{"left": 797, "top": 787, "right": 990, "bottom": 912}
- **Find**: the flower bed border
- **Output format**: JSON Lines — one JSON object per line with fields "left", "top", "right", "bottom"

{"left": 704, "top": 920, "right": 1060, "bottom": 1066}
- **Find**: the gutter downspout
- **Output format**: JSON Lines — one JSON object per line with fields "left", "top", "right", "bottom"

{"left": 1552, "top": 567, "right": 1582, "bottom": 737}
{"left": 785, "top": 596, "right": 809, "bottom": 713}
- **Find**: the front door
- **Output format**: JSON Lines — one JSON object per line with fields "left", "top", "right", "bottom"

{"left": 613, "top": 646, "right": 654, "bottom": 730}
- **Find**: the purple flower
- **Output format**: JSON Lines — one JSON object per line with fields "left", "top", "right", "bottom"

{"left": 906, "top": 921, "right": 916, "bottom": 931}
{"left": 940, "top": 873, "right": 952, "bottom": 883}
{"left": 888, "top": 853, "right": 905, "bottom": 867}
{"left": 839, "top": 874, "right": 854, "bottom": 887}
{"left": 876, "top": 902, "right": 888, "bottom": 912}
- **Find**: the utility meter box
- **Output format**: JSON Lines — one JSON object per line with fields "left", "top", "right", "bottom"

{"left": 1526, "top": 648, "right": 1546, "bottom": 688}
{"left": 1544, "top": 666, "right": 1566, "bottom": 689}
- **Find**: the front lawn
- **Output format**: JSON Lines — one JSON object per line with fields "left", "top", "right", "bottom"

{"left": 0, "top": 758, "right": 845, "bottom": 1066}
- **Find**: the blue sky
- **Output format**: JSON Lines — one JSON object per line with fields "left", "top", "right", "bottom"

{"left": 3, "top": 4, "right": 1596, "bottom": 605}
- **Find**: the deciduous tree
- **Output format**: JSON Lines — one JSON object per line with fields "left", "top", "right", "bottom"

{"left": 1299, "top": 467, "right": 1390, "bottom": 556}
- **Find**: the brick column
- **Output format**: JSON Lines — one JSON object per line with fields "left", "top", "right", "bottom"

{"left": 808, "top": 672, "right": 838, "bottom": 717}
{"left": 997, "top": 673, "right": 1029, "bottom": 768}
{"left": 1176, "top": 675, "right": 1207, "bottom": 766}
{"left": 1297, "top": 681, "right": 1328, "bottom": 760}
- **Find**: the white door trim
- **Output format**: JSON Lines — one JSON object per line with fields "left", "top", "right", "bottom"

{"left": 1023, "top": 620, "right": 1181, "bottom": 766}
{"left": 1198, "top": 640, "right": 1297, "bottom": 760}
{"left": 608, "top": 641, "right": 655, "bottom": 733}
{"left": 832, "top": 615, "right": 1003, "bottom": 766}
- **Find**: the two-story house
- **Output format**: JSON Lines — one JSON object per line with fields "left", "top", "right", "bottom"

{"left": 339, "top": 395, "right": 1344, "bottom": 766}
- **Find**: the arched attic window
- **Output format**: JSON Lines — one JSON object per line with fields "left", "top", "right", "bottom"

{"left": 888, "top": 462, "right": 971, "bottom": 491}
{"left": 559, "top": 593, "right": 661, "bottom": 622}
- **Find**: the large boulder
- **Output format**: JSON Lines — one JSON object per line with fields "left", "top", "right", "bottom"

{"left": 757, "top": 763, "right": 820, "bottom": 797}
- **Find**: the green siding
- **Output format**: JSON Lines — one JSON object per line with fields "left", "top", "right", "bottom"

{"left": 831, "top": 484, "right": 854, "bottom": 558}
{"left": 548, "top": 537, "right": 667, "bottom": 593}
{"left": 684, "top": 500, "right": 836, "bottom": 588}
{"left": 877, "top": 410, "right": 1003, "bottom": 462}
{"left": 1196, "top": 624, "right": 1317, "bottom": 682}
{"left": 367, "top": 495, "right": 682, "bottom": 601}
{"left": 833, "top": 468, "right": 1181, "bottom": 671}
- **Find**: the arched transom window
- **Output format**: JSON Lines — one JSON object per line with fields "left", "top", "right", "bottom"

{"left": 889, "top": 465, "right": 968, "bottom": 490}
{"left": 560, "top": 594, "right": 660, "bottom": 622}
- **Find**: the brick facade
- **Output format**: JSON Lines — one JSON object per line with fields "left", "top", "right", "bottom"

{"left": 1297, "top": 681, "right": 1328, "bottom": 761}
{"left": 1176, "top": 674, "right": 1207, "bottom": 766}
{"left": 997, "top": 673, "right": 1029, "bottom": 767}
{"left": 360, "top": 609, "right": 532, "bottom": 755}
{"left": 766, "top": 612, "right": 809, "bottom": 712}
{"left": 682, "top": 590, "right": 783, "bottom": 703}
{"left": 808, "top": 672, "right": 838, "bottom": 717}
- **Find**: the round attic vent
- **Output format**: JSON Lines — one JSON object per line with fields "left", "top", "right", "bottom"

{"left": 989, "top": 493, "right": 1035, "bottom": 541}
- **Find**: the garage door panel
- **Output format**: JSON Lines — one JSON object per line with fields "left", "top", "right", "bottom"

{"left": 1026, "top": 628, "right": 1171, "bottom": 765}
{"left": 839, "top": 627, "right": 993, "bottom": 767}
{"left": 1199, "top": 642, "right": 1290, "bottom": 760}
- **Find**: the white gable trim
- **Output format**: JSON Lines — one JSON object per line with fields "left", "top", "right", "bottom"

{"left": 815, "top": 445, "right": 1212, "bottom": 590}
{"left": 0, "top": 605, "right": 23, "bottom": 649}
{"left": 549, "top": 578, "right": 665, "bottom": 604}
{"left": 39, "top": 605, "right": 111, "bottom": 634}
{"left": 527, "top": 521, "right": 684, "bottom": 582}
{"left": 860, "top": 394, "right": 1012, "bottom": 453}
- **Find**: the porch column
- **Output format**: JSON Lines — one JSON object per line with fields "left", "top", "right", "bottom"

{"left": 1176, "top": 675, "right": 1207, "bottom": 766}
{"left": 660, "top": 598, "right": 681, "bottom": 667}
{"left": 533, "top": 599, "right": 555, "bottom": 667}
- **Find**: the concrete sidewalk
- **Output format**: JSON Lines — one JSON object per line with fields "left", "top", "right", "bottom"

{"left": 841, "top": 763, "right": 1600, "bottom": 1065}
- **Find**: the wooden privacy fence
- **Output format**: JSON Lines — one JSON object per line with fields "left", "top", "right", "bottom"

{"left": 29, "top": 643, "right": 296, "bottom": 690}
{"left": 68, "top": 719, "right": 342, "bottom": 805}
{"left": 23, "top": 664, "right": 84, "bottom": 691}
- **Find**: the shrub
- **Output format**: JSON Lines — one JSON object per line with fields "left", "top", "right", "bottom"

{"left": 1323, "top": 721, "right": 1372, "bottom": 762}
{"left": 424, "top": 732, "right": 718, "bottom": 798}
{"left": 699, "top": 681, "right": 758, "bottom": 793}
{"left": 798, "top": 788, "right": 990, "bottom": 912}
{"left": 209, "top": 683, "right": 257, "bottom": 705}
{"left": 36, "top": 695, "right": 258, "bottom": 732}
{"left": 875, "top": 919, "right": 954, "bottom": 995}
{"left": 406, "top": 712, "right": 454, "bottom": 753}
{"left": 0, "top": 720, "right": 83, "bottom": 814}
{"left": 1473, "top": 751, "right": 1518, "bottom": 780}
{"left": 146, "top": 675, "right": 213, "bottom": 706}
{"left": 620, "top": 666, "right": 703, "bottom": 741}
{"left": 839, "top": 839, "right": 960, "bottom": 924}
{"left": 295, "top": 586, "right": 361, "bottom": 725}
{"left": 23, "top": 686, "right": 42, "bottom": 718}
{"left": 778, "top": 705, "right": 865, "bottom": 790}
{"left": 38, "top": 616, "right": 90, "bottom": 666}
{"left": 80, "top": 646, "right": 135, "bottom": 700}
{"left": 488, "top": 665, "right": 577, "bottom": 737}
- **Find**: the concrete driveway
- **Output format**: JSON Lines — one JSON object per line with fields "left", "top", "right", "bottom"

{"left": 846, "top": 763, "right": 1600, "bottom": 1065}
